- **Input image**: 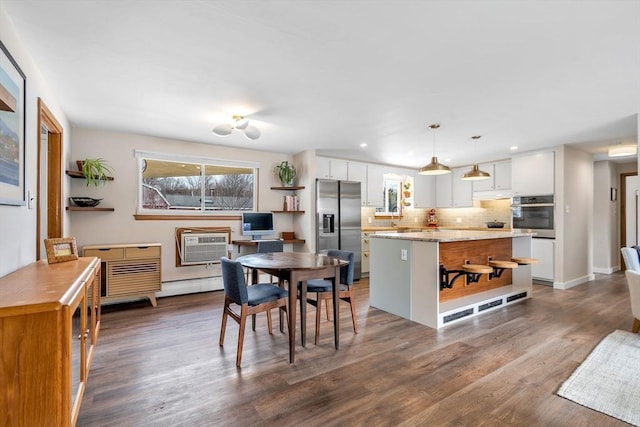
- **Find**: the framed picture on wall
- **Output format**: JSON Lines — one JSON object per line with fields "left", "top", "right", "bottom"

{"left": 44, "top": 237, "right": 79, "bottom": 264}
{"left": 0, "top": 39, "right": 26, "bottom": 206}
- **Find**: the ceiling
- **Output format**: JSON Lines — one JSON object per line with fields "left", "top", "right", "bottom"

{"left": 3, "top": 0, "right": 639, "bottom": 168}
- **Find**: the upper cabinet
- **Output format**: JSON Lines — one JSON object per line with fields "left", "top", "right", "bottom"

{"left": 414, "top": 173, "right": 436, "bottom": 208}
{"left": 452, "top": 167, "right": 473, "bottom": 208}
{"left": 472, "top": 160, "right": 511, "bottom": 193}
{"left": 511, "top": 151, "right": 555, "bottom": 195}
{"left": 317, "top": 157, "right": 348, "bottom": 180}
{"left": 435, "top": 173, "right": 453, "bottom": 208}
{"left": 347, "top": 161, "right": 383, "bottom": 207}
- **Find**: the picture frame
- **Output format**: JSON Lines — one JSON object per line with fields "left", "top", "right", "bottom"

{"left": 0, "top": 39, "right": 26, "bottom": 206}
{"left": 44, "top": 237, "right": 79, "bottom": 264}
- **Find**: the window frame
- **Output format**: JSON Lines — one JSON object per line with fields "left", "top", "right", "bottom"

{"left": 134, "top": 150, "right": 260, "bottom": 216}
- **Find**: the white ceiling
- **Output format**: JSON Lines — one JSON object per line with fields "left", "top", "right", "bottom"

{"left": 3, "top": 0, "right": 639, "bottom": 168}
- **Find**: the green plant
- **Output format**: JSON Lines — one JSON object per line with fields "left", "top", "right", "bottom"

{"left": 80, "top": 158, "right": 114, "bottom": 187}
{"left": 274, "top": 160, "right": 296, "bottom": 186}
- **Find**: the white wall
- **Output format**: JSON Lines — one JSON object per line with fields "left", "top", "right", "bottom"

{"left": 69, "top": 127, "right": 299, "bottom": 283}
{"left": 592, "top": 160, "right": 619, "bottom": 273}
{"left": 0, "top": 5, "right": 70, "bottom": 277}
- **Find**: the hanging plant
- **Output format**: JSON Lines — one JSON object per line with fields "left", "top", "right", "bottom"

{"left": 274, "top": 161, "right": 296, "bottom": 186}
{"left": 79, "top": 158, "right": 114, "bottom": 187}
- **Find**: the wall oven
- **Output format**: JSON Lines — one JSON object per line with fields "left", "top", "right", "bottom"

{"left": 511, "top": 195, "right": 555, "bottom": 238}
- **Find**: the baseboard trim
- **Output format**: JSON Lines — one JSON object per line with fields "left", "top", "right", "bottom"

{"left": 553, "top": 274, "right": 595, "bottom": 290}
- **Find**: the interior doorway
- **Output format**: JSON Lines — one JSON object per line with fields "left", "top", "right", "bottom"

{"left": 36, "top": 98, "right": 63, "bottom": 260}
{"left": 620, "top": 172, "right": 638, "bottom": 269}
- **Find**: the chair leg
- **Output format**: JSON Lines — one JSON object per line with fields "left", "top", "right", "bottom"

{"left": 325, "top": 298, "right": 331, "bottom": 321}
{"left": 266, "top": 309, "right": 273, "bottom": 334}
{"left": 315, "top": 296, "right": 322, "bottom": 345}
{"left": 252, "top": 313, "right": 256, "bottom": 331}
{"left": 236, "top": 305, "right": 248, "bottom": 368}
{"left": 348, "top": 288, "right": 358, "bottom": 333}
{"left": 633, "top": 318, "right": 640, "bottom": 333}
{"left": 219, "top": 302, "right": 229, "bottom": 346}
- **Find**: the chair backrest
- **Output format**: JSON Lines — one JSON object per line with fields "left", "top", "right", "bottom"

{"left": 220, "top": 257, "right": 248, "bottom": 305}
{"left": 257, "top": 240, "right": 284, "bottom": 253}
{"left": 326, "top": 249, "right": 354, "bottom": 286}
{"left": 625, "top": 270, "right": 640, "bottom": 320}
{"left": 621, "top": 247, "right": 640, "bottom": 271}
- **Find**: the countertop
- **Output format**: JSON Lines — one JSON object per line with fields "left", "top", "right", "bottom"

{"left": 369, "top": 229, "right": 534, "bottom": 242}
{"left": 361, "top": 226, "right": 513, "bottom": 233}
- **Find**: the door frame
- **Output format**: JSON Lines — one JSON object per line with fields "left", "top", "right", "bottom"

{"left": 36, "top": 98, "right": 63, "bottom": 260}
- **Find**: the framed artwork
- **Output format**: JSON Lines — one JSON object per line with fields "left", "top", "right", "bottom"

{"left": 0, "top": 40, "right": 26, "bottom": 206}
{"left": 44, "top": 237, "right": 79, "bottom": 264}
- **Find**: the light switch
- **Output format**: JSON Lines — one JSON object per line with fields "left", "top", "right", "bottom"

{"left": 401, "top": 249, "right": 408, "bottom": 261}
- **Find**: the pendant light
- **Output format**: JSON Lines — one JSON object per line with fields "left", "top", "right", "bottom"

{"left": 418, "top": 124, "right": 451, "bottom": 175}
{"left": 461, "top": 135, "right": 491, "bottom": 181}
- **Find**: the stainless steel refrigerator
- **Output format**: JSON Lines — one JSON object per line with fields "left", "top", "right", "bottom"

{"left": 316, "top": 179, "right": 362, "bottom": 280}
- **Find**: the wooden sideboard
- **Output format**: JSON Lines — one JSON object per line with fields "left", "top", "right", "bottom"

{"left": 83, "top": 243, "right": 161, "bottom": 307}
{"left": 0, "top": 257, "right": 101, "bottom": 426}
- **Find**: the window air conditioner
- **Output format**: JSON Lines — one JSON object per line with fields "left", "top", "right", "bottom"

{"left": 180, "top": 232, "right": 229, "bottom": 265}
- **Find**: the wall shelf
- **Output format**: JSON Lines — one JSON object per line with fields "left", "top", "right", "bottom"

{"left": 65, "top": 170, "right": 114, "bottom": 180}
{"left": 271, "top": 186, "right": 304, "bottom": 190}
{"left": 271, "top": 210, "right": 305, "bottom": 214}
{"left": 66, "top": 206, "right": 114, "bottom": 212}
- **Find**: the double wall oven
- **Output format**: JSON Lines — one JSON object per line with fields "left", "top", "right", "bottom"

{"left": 511, "top": 195, "right": 555, "bottom": 239}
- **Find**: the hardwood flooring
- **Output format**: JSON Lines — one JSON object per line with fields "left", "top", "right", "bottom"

{"left": 78, "top": 273, "right": 633, "bottom": 426}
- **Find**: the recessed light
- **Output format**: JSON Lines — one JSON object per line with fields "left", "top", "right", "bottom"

{"left": 510, "top": 146, "right": 519, "bottom": 151}
{"left": 360, "top": 142, "right": 367, "bottom": 148}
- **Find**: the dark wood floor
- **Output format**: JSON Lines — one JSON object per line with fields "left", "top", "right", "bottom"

{"left": 78, "top": 273, "right": 633, "bottom": 426}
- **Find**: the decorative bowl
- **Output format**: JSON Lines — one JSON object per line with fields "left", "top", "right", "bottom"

{"left": 70, "top": 197, "right": 102, "bottom": 207}
{"left": 486, "top": 221, "right": 505, "bottom": 229}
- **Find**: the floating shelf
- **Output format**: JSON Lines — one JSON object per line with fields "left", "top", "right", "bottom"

{"left": 66, "top": 206, "right": 114, "bottom": 212}
{"left": 270, "top": 186, "right": 304, "bottom": 190}
{"left": 65, "top": 170, "right": 114, "bottom": 181}
{"left": 271, "top": 210, "right": 305, "bottom": 214}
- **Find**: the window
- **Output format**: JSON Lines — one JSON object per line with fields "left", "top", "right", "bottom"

{"left": 376, "top": 177, "right": 402, "bottom": 216}
{"left": 136, "top": 151, "right": 257, "bottom": 213}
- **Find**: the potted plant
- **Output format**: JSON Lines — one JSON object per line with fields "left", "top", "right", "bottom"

{"left": 274, "top": 160, "right": 296, "bottom": 186}
{"left": 78, "top": 158, "right": 114, "bottom": 187}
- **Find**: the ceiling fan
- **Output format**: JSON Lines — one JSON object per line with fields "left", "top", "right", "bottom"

{"left": 212, "top": 115, "right": 261, "bottom": 140}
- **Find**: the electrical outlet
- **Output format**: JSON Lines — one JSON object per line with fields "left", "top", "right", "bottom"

{"left": 401, "top": 249, "right": 408, "bottom": 261}
{"left": 414, "top": 217, "right": 418, "bottom": 223}
{"left": 456, "top": 217, "right": 462, "bottom": 223}
{"left": 368, "top": 217, "right": 372, "bottom": 224}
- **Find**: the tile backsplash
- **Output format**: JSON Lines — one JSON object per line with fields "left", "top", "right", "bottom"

{"left": 361, "top": 199, "right": 512, "bottom": 228}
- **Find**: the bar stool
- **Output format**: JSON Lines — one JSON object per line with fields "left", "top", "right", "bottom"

{"left": 511, "top": 257, "right": 539, "bottom": 265}
{"left": 488, "top": 259, "right": 518, "bottom": 279}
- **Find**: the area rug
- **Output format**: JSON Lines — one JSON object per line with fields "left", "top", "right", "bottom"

{"left": 558, "top": 329, "right": 640, "bottom": 426}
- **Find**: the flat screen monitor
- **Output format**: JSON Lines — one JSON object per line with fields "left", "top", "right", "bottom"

{"left": 241, "top": 212, "right": 275, "bottom": 240}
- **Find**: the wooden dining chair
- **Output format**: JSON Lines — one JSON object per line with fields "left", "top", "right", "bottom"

{"left": 219, "top": 257, "right": 288, "bottom": 367}
{"left": 299, "top": 249, "right": 357, "bottom": 345}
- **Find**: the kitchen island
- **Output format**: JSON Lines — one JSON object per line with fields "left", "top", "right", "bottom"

{"left": 369, "top": 230, "right": 535, "bottom": 329}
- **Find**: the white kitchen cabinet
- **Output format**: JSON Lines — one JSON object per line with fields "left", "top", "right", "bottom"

{"left": 346, "top": 161, "right": 383, "bottom": 207}
{"left": 361, "top": 231, "right": 371, "bottom": 275}
{"left": 532, "top": 238, "right": 554, "bottom": 281}
{"left": 512, "top": 151, "right": 554, "bottom": 195}
{"left": 472, "top": 160, "right": 511, "bottom": 193}
{"left": 452, "top": 167, "right": 473, "bottom": 207}
{"left": 414, "top": 172, "right": 436, "bottom": 208}
{"left": 435, "top": 173, "right": 453, "bottom": 207}
{"left": 317, "top": 157, "right": 348, "bottom": 180}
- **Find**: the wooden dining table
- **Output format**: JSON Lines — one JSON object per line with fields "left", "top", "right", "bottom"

{"left": 236, "top": 252, "right": 348, "bottom": 363}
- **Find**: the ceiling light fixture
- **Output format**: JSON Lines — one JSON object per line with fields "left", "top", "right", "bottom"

{"left": 212, "top": 115, "right": 261, "bottom": 140}
{"left": 608, "top": 144, "right": 637, "bottom": 157}
{"left": 461, "top": 135, "right": 491, "bottom": 181}
{"left": 418, "top": 124, "right": 451, "bottom": 175}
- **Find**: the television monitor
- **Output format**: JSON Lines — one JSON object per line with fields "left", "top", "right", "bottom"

{"left": 241, "top": 212, "right": 275, "bottom": 240}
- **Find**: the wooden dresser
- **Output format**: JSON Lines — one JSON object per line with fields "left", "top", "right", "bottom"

{"left": 83, "top": 243, "right": 161, "bottom": 307}
{"left": 0, "top": 257, "right": 101, "bottom": 427}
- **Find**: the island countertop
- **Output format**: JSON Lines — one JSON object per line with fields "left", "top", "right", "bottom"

{"left": 369, "top": 229, "right": 535, "bottom": 242}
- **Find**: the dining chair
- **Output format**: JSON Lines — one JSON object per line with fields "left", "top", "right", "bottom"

{"left": 621, "top": 247, "right": 640, "bottom": 271}
{"left": 624, "top": 269, "right": 640, "bottom": 333}
{"left": 299, "top": 249, "right": 357, "bottom": 345}
{"left": 253, "top": 239, "right": 285, "bottom": 330}
{"left": 219, "top": 257, "right": 288, "bottom": 367}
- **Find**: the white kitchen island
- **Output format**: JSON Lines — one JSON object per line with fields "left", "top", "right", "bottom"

{"left": 369, "top": 230, "right": 535, "bottom": 329}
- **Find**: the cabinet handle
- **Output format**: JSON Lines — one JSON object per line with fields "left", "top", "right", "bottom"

{"left": 98, "top": 248, "right": 111, "bottom": 252}
{"left": 364, "top": 239, "right": 369, "bottom": 244}
{"left": 137, "top": 246, "right": 149, "bottom": 249}
{"left": 363, "top": 253, "right": 369, "bottom": 257}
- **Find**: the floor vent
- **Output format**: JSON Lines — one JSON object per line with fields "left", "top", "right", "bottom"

{"left": 443, "top": 308, "right": 474, "bottom": 323}
{"left": 479, "top": 299, "right": 503, "bottom": 312}
{"left": 507, "top": 291, "right": 528, "bottom": 302}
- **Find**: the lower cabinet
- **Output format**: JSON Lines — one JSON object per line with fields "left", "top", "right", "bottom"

{"left": 532, "top": 238, "right": 555, "bottom": 281}
{"left": 83, "top": 243, "right": 162, "bottom": 306}
{"left": 361, "top": 232, "right": 371, "bottom": 276}
{"left": 0, "top": 257, "right": 101, "bottom": 426}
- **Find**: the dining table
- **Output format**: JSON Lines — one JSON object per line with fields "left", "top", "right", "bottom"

{"left": 236, "top": 252, "right": 348, "bottom": 363}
